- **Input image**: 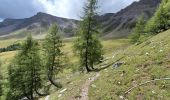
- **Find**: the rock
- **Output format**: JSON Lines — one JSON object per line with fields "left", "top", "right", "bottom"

{"left": 58, "top": 94, "right": 62, "bottom": 98}
{"left": 136, "top": 68, "right": 140, "bottom": 72}
{"left": 151, "top": 46, "right": 156, "bottom": 49}
{"left": 60, "top": 88, "right": 67, "bottom": 93}
{"left": 119, "top": 96, "right": 124, "bottom": 99}
{"left": 70, "top": 82, "right": 73, "bottom": 85}
{"left": 152, "top": 90, "right": 156, "bottom": 94}
{"left": 113, "top": 62, "right": 124, "bottom": 68}
{"left": 120, "top": 73, "right": 124, "bottom": 77}
{"left": 20, "top": 97, "right": 28, "bottom": 100}
{"left": 91, "top": 84, "right": 96, "bottom": 88}
{"left": 66, "top": 77, "right": 70, "bottom": 79}
{"left": 75, "top": 72, "right": 80, "bottom": 75}
{"left": 75, "top": 95, "right": 81, "bottom": 99}
{"left": 45, "top": 95, "right": 50, "bottom": 100}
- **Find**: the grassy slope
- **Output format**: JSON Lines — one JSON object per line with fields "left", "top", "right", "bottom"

{"left": 0, "top": 38, "right": 130, "bottom": 100}
{"left": 39, "top": 39, "right": 130, "bottom": 100}
{"left": 0, "top": 27, "right": 48, "bottom": 40}
{"left": 1, "top": 29, "right": 170, "bottom": 100}
{"left": 89, "top": 30, "right": 170, "bottom": 99}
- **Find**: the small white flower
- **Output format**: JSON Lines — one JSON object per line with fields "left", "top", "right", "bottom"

{"left": 159, "top": 50, "right": 163, "bottom": 52}
{"left": 152, "top": 90, "right": 156, "bottom": 94}
{"left": 112, "top": 55, "right": 115, "bottom": 58}
{"left": 146, "top": 52, "right": 149, "bottom": 55}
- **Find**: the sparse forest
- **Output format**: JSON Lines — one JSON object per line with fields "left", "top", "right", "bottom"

{"left": 0, "top": 0, "right": 170, "bottom": 100}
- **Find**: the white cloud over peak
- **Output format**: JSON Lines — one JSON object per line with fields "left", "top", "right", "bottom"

{"left": 0, "top": 0, "right": 139, "bottom": 20}
{"left": 37, "top": 0, "right": 85, "bottom": 19}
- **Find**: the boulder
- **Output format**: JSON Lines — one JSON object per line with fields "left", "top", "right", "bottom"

{"left": 112, "top": 62, "right": 124, "bottom": 68}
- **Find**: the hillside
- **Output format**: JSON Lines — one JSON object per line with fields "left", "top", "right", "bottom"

{"left": 98, "top": 0, "right": 161, "bottom": 38}
{"left": 36, "top": 29, "right": 170, "bottom": 100}
{"left": 0, "top": 12, "right": 78, "bottom": 39}
{"left": 0, "top": 23, "right": 170, "bottom": 100}
{"left": 0, "top": 30, "right": 169, "bottom": 100}
{"left": 89, "top": 29, "right": 170, "bottom": 99}
{"left": 0, "top": 0, "right": 170, "bottom": 100}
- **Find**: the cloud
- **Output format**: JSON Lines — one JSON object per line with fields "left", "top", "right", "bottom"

{"left": 0, "top": 0, "right": 139, "bottom": 20}
{"left": 37, "top": 0, "right": 85, "bottom": 19}
{"left": 99, "top": 0, "right": 140, "bottom": 13}
{"left": 0, "top": 18, "right": 3, "bottom": 22}
{"left": 0, "top": 0, "right": 44, "bottom": 19}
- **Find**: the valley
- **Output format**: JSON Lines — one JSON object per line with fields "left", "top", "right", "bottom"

{"left": 0, "top": 0, "right": 170, "bottom": 100}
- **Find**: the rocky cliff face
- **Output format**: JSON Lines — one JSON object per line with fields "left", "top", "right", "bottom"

{"left": 98, "top": 0, "right": 161, "bottom": 38}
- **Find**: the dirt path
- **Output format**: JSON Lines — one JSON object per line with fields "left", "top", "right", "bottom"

{"left": 44, "top": 73, "right": 100, "bottom": 100}
{"left": 79, "top": 72, "right": 100, "bottom": 100}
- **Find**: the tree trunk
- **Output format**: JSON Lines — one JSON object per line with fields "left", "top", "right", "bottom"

{"left": 35, "top": 88, "right": 49, "bottom": 96}
{"left": 47, "top": 50, "right": 62, "bottom": 88}
{"left": 48, "top": 76, "right": 62, "bottom": 88}
{"left": 91, "top": 64, "right": 94, "bottom": 70}
{"left": 30, "top": 93, "right": 34, "bottom": 100}
{"left": 85, "top": 12, "right": 93, "bottom": 72}
{"left": 86, "top": 64, "right": 91, "bottom": 72}
{"left": 48, "top": 70, "right": 62, "bottom": 88}
{"left": 24, "top": 92, "right": 31, "bottom": 100}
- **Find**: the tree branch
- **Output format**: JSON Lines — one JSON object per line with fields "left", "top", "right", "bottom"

{"left": 124, "top": 78, "right": 170, "bottom": 96}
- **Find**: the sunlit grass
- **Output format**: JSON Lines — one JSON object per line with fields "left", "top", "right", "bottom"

{"left": 0, "top": 39, "right": 20, "bottom": 48}
{"left": 0, "top": 38, "right": 130, "bottom": 100}
{"left": 89, "top": 29, "right": 170, "bottom": 99}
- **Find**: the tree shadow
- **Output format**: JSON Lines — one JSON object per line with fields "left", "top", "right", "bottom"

{"left": 91, "top": 57, "right": 125, "bottom": 72}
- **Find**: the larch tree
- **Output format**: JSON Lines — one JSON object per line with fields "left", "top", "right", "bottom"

{"left": 7, "top": 35, "right": 43, "bottom": 100}
{"left": 43, "top": 24, "right": 64, "bottom": 88}
{"left": 145, "top": 0, "right": 170, "bottom": 34}
{"left": 74, "top": 0, "right": 103, "bottom": 72}
{"left": 0, "top": 61, "right": 2, "bottom": 98}
{"left": 130, "top": 15, "right": 146, "bottom": 44}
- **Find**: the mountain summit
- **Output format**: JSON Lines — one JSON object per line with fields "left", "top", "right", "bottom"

{"left": 0, "top": 12, "right": 78, "bottom": 39}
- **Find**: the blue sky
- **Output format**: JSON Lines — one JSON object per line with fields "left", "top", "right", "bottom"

{"left": 0, "top": 0, "right": 139, "bottom": 21}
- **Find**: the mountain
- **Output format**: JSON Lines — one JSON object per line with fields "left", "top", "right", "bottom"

{"left": 0, "top": 12, "right": 79, "bottom": 39}
{"left": 98, "top": 0, "right": 161, "bottom": 38}
{"left": 0, "top": 0, "right": 161, "bottom": 39}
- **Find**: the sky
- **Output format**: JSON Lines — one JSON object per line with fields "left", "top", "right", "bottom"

{"left": 0, "top": 0, "right": 139, "bottom": 21}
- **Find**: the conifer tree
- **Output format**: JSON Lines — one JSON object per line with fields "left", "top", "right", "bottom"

{"left": 43, "top": 24, "right": 64, "bottom": 88}
{"left": 130, "top": 15, "right": 146, "bottom": 43}
{"left": 145, "top": 0, "right": 170, "bottom": 34}
{"left": 7, "top": 35, "right": 42, "bottom": 100}
{"left": 74, "top": 0, "right": 103, "bottom": 72}
{"left": 0, "top": 61, "right": 2, "bottom": 97}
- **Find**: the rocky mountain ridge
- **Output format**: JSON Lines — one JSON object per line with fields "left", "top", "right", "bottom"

{"left": 0, "top": 0, "right": 161, "bottom": 39}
